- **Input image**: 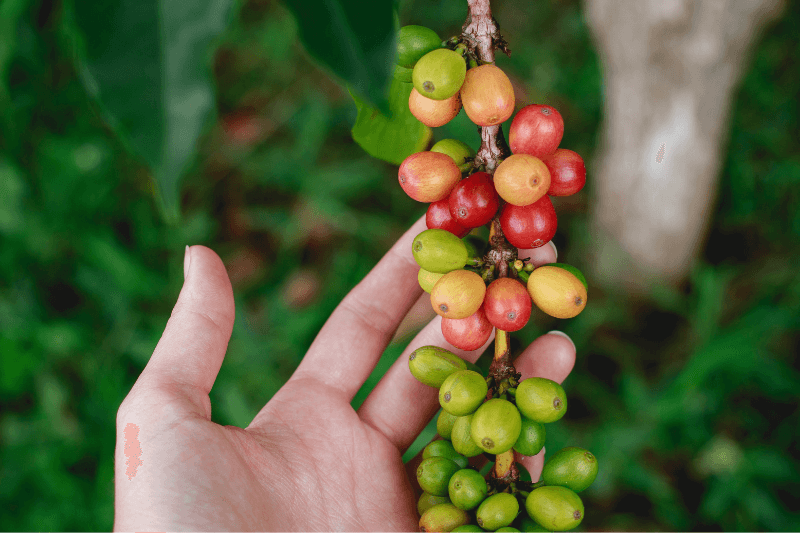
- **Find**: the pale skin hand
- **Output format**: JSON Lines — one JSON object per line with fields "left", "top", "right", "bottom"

{"left": 114, "top": 216, "right": 575, "bottom": 532}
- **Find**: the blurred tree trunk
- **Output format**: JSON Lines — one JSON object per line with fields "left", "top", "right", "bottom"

{"left": 583, "top": 0, "right": 785, "bottom": 286}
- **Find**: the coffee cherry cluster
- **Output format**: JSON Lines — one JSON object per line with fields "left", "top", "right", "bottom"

{"left": 394, "top": 27, "right": 588, "bottom": 350}
{"left": 397, "top": 31, "right": 586, "bottom": 245}
{"left": 392, "top": 23, "right": 596, "bottom": 532}
{"left": 409, "top": 346, "right": 598, "bottom": 532}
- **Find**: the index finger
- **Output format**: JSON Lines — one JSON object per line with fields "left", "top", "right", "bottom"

{"left": 289, "top": 215, "right": 428, "bottom": 401}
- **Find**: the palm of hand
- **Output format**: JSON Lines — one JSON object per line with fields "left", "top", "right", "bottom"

{"left": 114, "top": 222, "right": 573, "bottom": 531}
{"left": 118, "top": 379, "right": 416, "bottom": 532}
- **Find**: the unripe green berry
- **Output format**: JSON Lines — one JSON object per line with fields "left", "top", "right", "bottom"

{"left": 515, "top": 377, "right": 567, "bottom": 423}
{"left": 451, "top": 414, "right": 483, "bottom": 457}
{"left": 439, "top": 370, "right": 487, "bottom": 416}
{"left": 448, "top": 468, "right": 488, "bottom": 510}
{"left": 513, "top": 418, "right": 546, "bottom": 457}
{"left": 437, "top": 410, "right": 459, "bottom": 440}
{"left": 431, "top": 138, "right": 475, "bottom": 173}
{"left": 525, "top": 486, "right": 584, "bottom": 531}
{"left": 417, "top": 456, "right": 461, "bottom": 496}
{"left": 409, "top": 345, "right": 470, "bottom": 388}
{"left": 476, "top": 492, "right": 520, "bottom": 531}
{"left": 419, "top": 503, "right": 470, "bottom": 532}
{"left": 423, "top": 439, "right": 469, "bottom": 469}
{"left": 397, "top": 25, "right": 441, "bottom": 68}
{"left": 418, "top": 492, "right": 450, "bottom": 516}
{"left": 541, "top": 447, "right": 598, "bottom": 493}
{"left": 412, "top": 229, "right": 468, "bottom": 273}
{"left": 470, "top": 398, "right": 522, "bottom": 454}
{"left": 413, "top": 49, "right": 466, "bottom": 100}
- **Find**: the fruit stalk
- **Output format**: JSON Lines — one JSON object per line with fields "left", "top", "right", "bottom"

{"left": 462, "top": 0, "right": 522, "bottom": 487}
{"left": 461, "top": 0, "right": 511, "bottom": 174}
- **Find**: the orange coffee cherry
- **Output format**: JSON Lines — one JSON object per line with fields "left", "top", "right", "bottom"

{"left": 409, "top": 88, "right": 462, "bottom": 127}
{"left": 459, "top": 64, "right": 515, "bottom": 127}
{"left": 494, "top": 154, "right": 551, "bottom": 206}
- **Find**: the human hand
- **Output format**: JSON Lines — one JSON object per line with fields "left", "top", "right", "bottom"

{"left": 114, "top": 216, "right": 576, "bottom": 531}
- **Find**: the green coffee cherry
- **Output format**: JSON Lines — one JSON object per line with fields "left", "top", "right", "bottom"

{"left": 437, "top": 410, "right": 459, "bottom": 440}
{"left": 431, "top": 138, "right": 476, "bottom": 173}
{"left": 417, "top": 456, "right": 462, "bottom": 496}
{"left": 420, "top": 503, "right": 471, "bottom": 532}
{"left": 451, "top": 525, "right": 484, "bottom": 532}
{"left": 439, "top": 370, "right": 488, "bottom": 416}
{"left": 418, "top": 492, "right": 450, "bottom": 516}
{"left": 516, "top": 377, "right": 567, "bottom": 424}
{"left": 541, "top": 447, "right": 598, "bottom": 493}
{"left": 476, "top": 492, "right": 520, "bottom": 531}
{"left": 448, "top": 468, "right": 488, "bottom": 511}
{"left": 413, "top": 49, "right": 466, "bottom": 100}
{"left": 419, "top": 268, "right": 445, "bottom": 293}
{"left": 451, "top": 414, "right": 483, "bottom": 457}
{"left": 413, "top": 229, "right": 469, "bottom": 273}
{"left": 497, "top": 528, "right": 521, "bottom": 532}
{"left": 397, "top": 25, "right": 441, "bottom": 68}
{"left": 423, "top": 439, "right": 469, "bottom": 469}
{"left": 525, "top": 486, "right": 584, "bottom": 532}
{"left": 516, "top": 514, "right": 550, "bottom": 532}
{"left": 409, "top": 345, "right": 470, "bottom": 388}
{"left": 548, "top": 263, "right": 588, "bottom": 291}
{"left": 461, "top": 235, "right": 485, "bottom": 259}
{"left": 513, "top": 418, "right": 546, "bottom": 457}
{"left": 470, "top": 398, "right": 522, "bottom": 454}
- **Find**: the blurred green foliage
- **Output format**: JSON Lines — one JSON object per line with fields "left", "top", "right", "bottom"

{"left": 0, "top": 0, "right": 798, "bottom": 531}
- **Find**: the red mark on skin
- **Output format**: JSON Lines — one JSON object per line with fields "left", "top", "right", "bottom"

{"left": 656, "top": 143, "right": 666, "bottom": 163}
{"left": 124, "top": 423, "right": 143, "bottom": 480}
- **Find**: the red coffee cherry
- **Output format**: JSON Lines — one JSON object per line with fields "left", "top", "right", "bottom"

{"left": 442, "top": 305, "right": 493, "bottom": 350}
{"left": 509, "top": 104, "right": 564, "bottom": 159}
{"left": 399, "top": 151, "right": 461, "bottom": 202}
{"left": 483, "top": 278, "right": 532, "bottom": 332}
{"left": 427, "top": 199, "right": 470, "bottom": 238}
{"left": 448, "top": 172, "right": 500, "bottom": 228}
{"left": 541, "top": 148, "right": 586, "bottom": 196}
{"left": 499, "top": 195, "right": 557, "bottom": 249}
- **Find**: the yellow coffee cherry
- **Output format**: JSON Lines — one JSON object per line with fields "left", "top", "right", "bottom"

{"left": 527, "top": 265, "right": 587, "bottom": 319}
{"left": 431, "top": 270, "right": 486, "bottom": 319}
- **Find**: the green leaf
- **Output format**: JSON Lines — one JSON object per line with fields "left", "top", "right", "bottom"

{"left": 69, "top": 0, "right": 235, "bottom": 223}
{"left": 0, "top": 0, "right": 30, "bottom": 137}
{"left": 281, "top": 0, "right": 397, "bottom": 111}
{"left": 351, "top": 79, "right": 432, "bottom": 165}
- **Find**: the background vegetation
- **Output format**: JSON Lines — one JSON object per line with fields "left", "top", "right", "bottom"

{"left": 1, "top": 0, "right": 798, "bottom": 530}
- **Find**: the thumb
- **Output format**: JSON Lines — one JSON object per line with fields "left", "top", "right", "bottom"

{"left": 139, "top": 245, "right": 235, "bottom": 412}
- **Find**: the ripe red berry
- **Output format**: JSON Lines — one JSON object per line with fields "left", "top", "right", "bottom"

{"left": 541, "top": 148, "right": 586, "bottom": 196}
{"left": 442, "top": 305, "right": 493, "bottom": 350}
{"left": 398, "top": 151, "right": 461, "bottom": 202}
{"left": 448, "top": 172, "right": 500, "bottom": 228}
{"left": 499, "top": 195, "right": 557, "bottom": 249}
{"left": 484, "top": 278, "right": 532, "bottom": 332}
{"left": 508, "top": 104, "right": 564, "bottom": 159}
{"left": 427, "top": 200, "right": 470, "bottom": 238}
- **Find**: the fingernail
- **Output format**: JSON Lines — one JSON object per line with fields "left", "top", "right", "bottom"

{"left": 547, "top": 330, "right": 575, "bottom": 351}
{"left": 183, "top": 245, "right": 192, "bottom": 280}
{"left": 549, "top": 241, "right": 558, "bottom": 261}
